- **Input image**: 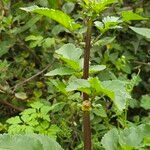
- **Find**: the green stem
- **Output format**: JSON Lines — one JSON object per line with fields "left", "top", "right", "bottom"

{"left": 83, "top": 18, "right": 92, "bottom": 150}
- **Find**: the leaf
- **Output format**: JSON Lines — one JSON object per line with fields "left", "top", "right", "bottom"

{"left": 21, "top": 108, "right": 36, "bottom": 115}
{"left": 25, "top": 35, "right": 43, "bottom": 41}
{"left": 49, "top": 102, "right": 66, "bottom": 113}
{"left": 140, "top": 94, "right": 150, "bottom": 110}
{"left": 89, "top": 0, "right": 117, "bottom": 13}
{"left": 32, "top": 134, "right": 63, "bottom": 150}
{"left": 7, "top": 116, "right": 22, "bottom": 125}
{"left": 95, "top": 36, "right": 116, "bottom": 46}
{"left": 15, "top": 92, "right": 27, "bottom": 100}
{"left": 93, "top": 104, "right": 107, "bottom": 117}
{"left": 0, "top": 134, "right": 43, "bottom": 150}
{"left": 40, "top": 106, "right": 52, "bottom": 114}
{"left": 56, "top": 43, "right": 82, "bottom": 61}
{"left": 36, "top": 0, "right": 49, "bottom": 7}
{"left": 101, "top": 128, "right": 120, "bottom": 150}
{"left": 102, "top": 80, "right": 130, "bottom": 111}
{"left": 21, "top": 115, "right": 33, "bottom": 123}
{"left": 83, "top": 0, "right": 89, "bottom": 5}
{"left": 0, "top": 134, "right": 63, "bottom": 150}
{"left": 12, "top": 15, "right": 42, "bottom": 34}
{"left": 45, "top": 67, "right": 76, "bottom": 76}
{"left": 55, "top": 43, "right": 83, "bottom": 70}
{"left": 119, "top": 124, "right": 150, "bottom": 149}
{"left": 48, "top": 0, "right": 58, "bottom": 8}
{"left": 89, "top": 65, "right": 106, "bottom": 73}
{"left": 138, "top": 124, "right": 150, "bottom": 139}
{"left": 66, "top": 79, "right": 90, "bottom": 92}
{"left": 62, "top": 2, "right": 75, "bottom": 14}
{"left": 47, "top": 125, "right": 60, "bottom": 138}
{"left": 50, "top": 79, "right": 67, "bottom": 94}
{"left": 95, "top": 16, "right": 122, "bottom": 33}
{"left": 94, "top": 21, "right": 104, "bottom": 31}
{"left": 30, "top": 101, "right": 44, "bottom": 109}
{"left": 102, "top": 124, "right": 150, "bottom": 150}
{"left": 129, "top": 26, "right": 150, "bottom": 39}
{"left": 62, "top": 58, "right": 82, "bottom": 71}
{"left": 0, "top": 40, "right": 14, "bottom": 57}
{"left": 122, "top": 11, "right": 148, "bottom": 21}
{"left": 51, "top": 25, "right": 67, "bottom": 35}
{"left": 43, "top": 38, "right": 55, "bottom": 48}
{"left": 119, "top": 126, "right": 143, "bottom": 149}
{"left": 20, "top": 5, "right": 81, "bottom": 31}
{"left": 0, "top": 60, "right": 9, "bottom": 72}
{"left": 25, "top": 35, "right": 43, "bottom": 48}
{"left": 89, "top": 77, "right": 114, "bottom": 99}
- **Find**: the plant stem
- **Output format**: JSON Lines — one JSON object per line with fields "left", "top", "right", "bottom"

{"left": 83, "top": 18, "right": 92, "bottom": 150}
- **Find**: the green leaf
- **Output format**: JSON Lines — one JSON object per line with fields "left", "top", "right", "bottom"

{"left": 89, "top": 77, "right": 114, "bottom": 99}
{"left": 101, "top": 128, "right": 120, "bottom": 150}
{"left": 0, "top": 134, "right": 63, "bottom": 150}
{"left": 21, "top": 115, "right": 33, "bottom": 123}
{"left": 45, "top": 67, "right": 76, "bottom": 76}
{"left": 21, "top": 108, "right": 36, "bottom": 115}
{"left": 83, "top": 0, "right": 89, "bottom": 5}
{"left": 43, "top": 38, "right": 55, "bottom": 48}
{"left": 66, "top": 79, "right": 90, "bottom": 93}
{"left": 49, "top": 102, "right": 66, "bottom": 113}
{"left": 89, "top": 0, "right": 117, "bottom": 13}
{"left": 20, "top": 5, "right": 81, "bottom": 31}
{"left": 50, "top": 79, "right": 67, "bottom": 94}
{"left": 47, "top": 125, "right": 60, "bottom": 139}
{"left": 102, "top": 124, "right": 150, "bottom": 150}
{"left": 0, "top": 134, "right": 42, "bottom": 150}
{"left": 129, "top": 26, "right": 150, "bottom": 39}
{"left": 102, "top": 80, "right": 130, "bottom": 111}
{"left": 122, "top": 11, "right": 148, "bottom": 21}
{"left": 15, "top": 92, "right": 27, "bottom": 100}
{"left": 56, "top": 43, "right": 82, "bottom": 61}
{"left": 0, "top": 60, "right": 9, "bottom": 72}
{"left": 95, "top": 16, "right": 122, "bottom": 33}
{"left": 89, "top": 65, "right": 106, "bottom": 73}
{"left": 0, "top": 40, "right": 14, "bottom": 57}
{"left": 119, "top": 127, "right": 143, "bottom": 149}
{"left": 89, "top": 77, "right": 102, "bottom": 93}
{"left": 95, "top": 36, "right": 116, "bottom": 46}
{"left": 7, "top": 116, "right": 22, "bottom": 125}
{"left": 12, "top": 15, "right": 42, "bottom": 34}
{"left": 25, "top": 35, "right": 43, "bottom": 48}
{"left": 25, "top": 35, "right": 43, "bottom": 41}
{"left": 30, "top": 101, "right": 44, "bottom": 109}
{"left": 48, "top": 0, "right": 58, "bottom": 8}
{"left": 119, "top": 124, "right": 150, "bottom": 149}
{"left": 140, "top": 94, "right": 150, "bottom": 110}
{"left": 40, "top": 105, "right": 51, "bottom": 114}
{"left": 51, "top": 25, "right": 67, "bottom": 35}
{"left": 55, "top": 43, "right": 83, "bottom": 70}
{"left": 93, "top": 104, "right": 107, "bottom": 117}
{"left": 138, "top": 124, "right": 150, "bottom": 139}
{"left": 63, "top": 58, "right": 82, "bottom": 71}
{"left": 62, "top": 2, "right": 75, "bottom": 14}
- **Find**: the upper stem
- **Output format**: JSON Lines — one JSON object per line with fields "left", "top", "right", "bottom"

{"left": 83, "top": 18, "right": 92, "bottom": 150}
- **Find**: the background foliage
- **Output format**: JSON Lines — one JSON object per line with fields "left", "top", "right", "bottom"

{"left": 0, "top": 0, "right": 150, "bottom": 149}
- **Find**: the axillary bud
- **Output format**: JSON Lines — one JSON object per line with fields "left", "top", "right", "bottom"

{"left": 82, "top": 100, "right": 91, "bottom": 111}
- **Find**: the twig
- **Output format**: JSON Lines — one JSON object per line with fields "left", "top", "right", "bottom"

{"left": 0, "top": 85, "right": 5, "bottom": 93}
{"left": 0, "top": 100, "right": 24, "bottom": 112}
{"left": 12, "top": 63, "right": 53, "bottom": 92}
{"left": 92, "top": 33, "right": 102, "bottom": 45}
{"left": 134, "top": 61, "right": 150, "bottom": 66}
